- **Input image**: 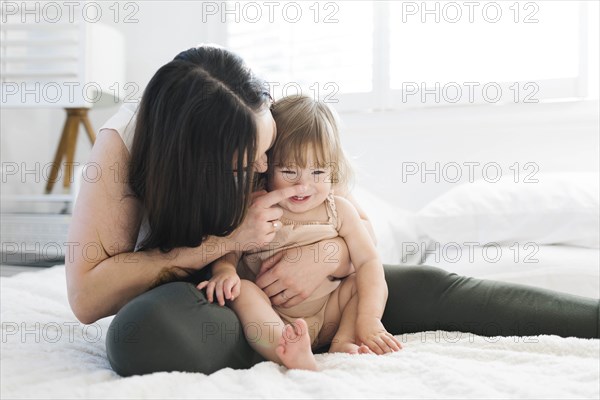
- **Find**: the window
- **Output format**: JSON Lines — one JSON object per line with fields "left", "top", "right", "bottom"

{"left": 225, "top": 1, "right": 374, "bottom": 108}
{"left": 215, "top": 1, "right": 598, "bottom": 111}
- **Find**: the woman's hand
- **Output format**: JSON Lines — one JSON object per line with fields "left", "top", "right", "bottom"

{"left": 197, "top": 270, "right": 241, "bottom": 306}
{"left": 227, "top": 185, "right": 307, "bottom": 248}
{"left": 255, "top": 237, "right": 351, "bottom": 307}
{"left": 355, "top": 315, "right": 402, "bottom": 355}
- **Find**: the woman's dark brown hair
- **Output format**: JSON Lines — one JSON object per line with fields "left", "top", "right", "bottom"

{"left": 128, "top": 46, "right": 271, "bottom": 252}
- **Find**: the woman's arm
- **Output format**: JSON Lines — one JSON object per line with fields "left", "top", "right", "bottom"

{"left": 66, "top": 130, "right": 233, "bottom": 324}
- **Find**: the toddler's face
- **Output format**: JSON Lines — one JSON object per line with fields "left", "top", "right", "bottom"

{"left": 269, "top": 154, "right": 333, "bottom": 215}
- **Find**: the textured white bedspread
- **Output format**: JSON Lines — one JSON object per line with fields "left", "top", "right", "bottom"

{"left": 1, "top": 265, "right": 599, "bottom": 399}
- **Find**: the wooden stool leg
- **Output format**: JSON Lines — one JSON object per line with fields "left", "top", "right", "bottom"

{"left": 45, "top": 107, "right": 95, "bottom": 194}
{"left": 81, "top": 111, "right": 96, "bottom": 144}
{"left": 63, "top": 109, "right": 81, "bottom": 192}
{"left": 45, "top": 110, "right": 73, "bottom": 194}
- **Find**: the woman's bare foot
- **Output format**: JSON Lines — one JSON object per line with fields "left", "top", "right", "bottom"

{"left": 275, "top": 319, "right": 318, "bottom": 371}
{"left": 329, "top": 340, "right": 375, "bottom": 355}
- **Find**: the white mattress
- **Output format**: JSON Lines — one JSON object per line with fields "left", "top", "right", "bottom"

{"left": 423, "top": 244, "right": 600, "bottom": 299}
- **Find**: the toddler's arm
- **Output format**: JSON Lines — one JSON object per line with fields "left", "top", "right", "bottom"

{"left": 336, "top": 189, "right": 377, "bottom": 245}
{"left": 197, "top": 252, "right": 242, "bottom": 306}
{"left": 335, "top": 196, "right": 402, "bottom": 354}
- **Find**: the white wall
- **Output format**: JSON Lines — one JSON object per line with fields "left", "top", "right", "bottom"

{"left": 2, "top": 2, "right": 598, "bottom": 213}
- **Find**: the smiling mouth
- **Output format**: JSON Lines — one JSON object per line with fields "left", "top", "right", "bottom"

{"left": 290, "top": 195, "right": 311, "bottom": 203}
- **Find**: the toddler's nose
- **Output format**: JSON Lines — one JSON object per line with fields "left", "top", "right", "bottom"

{"left": 298, "top": 171, "right": 313, "bottom": 185}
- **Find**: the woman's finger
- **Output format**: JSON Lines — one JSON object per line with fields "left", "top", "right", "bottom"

{"left": 250, "top": 190, "right": 268, "bottom": 202}
{"left": 279, "top": 293, "right": 302, "bottom": 308}
{"left": 197, "top": 281, "right": 208, "bottom": 290}
{"left": 271, "top": 288, "right": 299, "bottom": 306}
{"left": 269, "top": 219, "right": 282, "bottom": 233}
{"left": 255, "top": 270, "right": 280, "bottom": 291}
{"left": 260, "top": 230, "right": 277, "bottom": 246}
{"left": 261, "top": 206, "right": 284, "bottom": 223}
{"left": 254, "top": 185, "right": 307, "bottom": 209}
{"left": 260, "top": 206, "right": 283, "bottom": 227}
{"left": 257, "top": 251, "right": 284, "bottom": 277}
{"left": 261, "top": 280, "right": 287, "bottom": 299}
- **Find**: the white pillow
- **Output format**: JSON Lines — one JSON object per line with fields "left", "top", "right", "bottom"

{"left": 415, "top": 172, "right": 600, "bottom": 249}
{"left": 350, "top": 186, "right": 424, "bottom": 265}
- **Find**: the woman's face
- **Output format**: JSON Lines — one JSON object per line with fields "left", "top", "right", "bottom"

{"left": 253, "top": 107, "right": 277, "bottom": 173}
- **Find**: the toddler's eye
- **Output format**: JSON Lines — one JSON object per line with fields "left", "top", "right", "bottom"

{"left": 281, "top": 170, "right": 297, "bottom": 175}
{"left": 312, "top": 170, "right": 325, "bottom": 175}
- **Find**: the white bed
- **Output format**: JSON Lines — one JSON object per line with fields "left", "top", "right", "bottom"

{"left": 1, "top": 265, "right": 599, "bottom": 399}
{"left": 1, "top": 173, "right": 599, "bottom": 399}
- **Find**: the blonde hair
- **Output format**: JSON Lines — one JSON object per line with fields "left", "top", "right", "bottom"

{"left": 269, "top": 95, "right": 353, "bottom": 191}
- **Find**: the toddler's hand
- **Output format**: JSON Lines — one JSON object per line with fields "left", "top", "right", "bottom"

{"left": 356, "top": 316, "right": 402, "bottom": 355}
{"left": 197, "top": 271, "right": 241, "bottom": 306}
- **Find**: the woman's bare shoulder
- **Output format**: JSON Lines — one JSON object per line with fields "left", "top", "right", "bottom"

{"left": 67, "top": 128, "right": 143, "bottom": 266}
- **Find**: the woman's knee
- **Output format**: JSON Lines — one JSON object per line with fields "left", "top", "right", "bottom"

{"left": 106, "top": 281, "right": 261, "bottom": 376}
{"left": 381, "top": 265, "right": 460, "bottom": 327}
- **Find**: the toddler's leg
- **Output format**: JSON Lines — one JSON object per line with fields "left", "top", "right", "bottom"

{"left": 230, "top": 280, "right": 318, "bottom": 371}
{"left": 318, "top": 275, "right": 372, "bottom": 354}
{"left": 329, "top": 293, "right": 374, "bottom": 355}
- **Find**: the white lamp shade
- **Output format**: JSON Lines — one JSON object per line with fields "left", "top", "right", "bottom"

{"left": 1, "top": 6, "right": 125, "bottom": 108}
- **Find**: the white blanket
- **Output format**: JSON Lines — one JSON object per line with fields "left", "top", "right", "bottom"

{"left": 1, "top": 266, "right": 599, "bottom": 399}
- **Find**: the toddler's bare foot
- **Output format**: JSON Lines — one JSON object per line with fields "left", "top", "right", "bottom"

{"left": 357, "top": 344, "right": 375, "bottom": 354}
{"left": 275, "top": 319, "right": 318, "bottom": 371}
{"left": 329, "top": 340, "right": 375, "bottom": 355}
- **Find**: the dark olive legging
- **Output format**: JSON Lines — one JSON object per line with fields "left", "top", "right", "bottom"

{"left": 105, "top": 265, "right": 599, "bottom": 376}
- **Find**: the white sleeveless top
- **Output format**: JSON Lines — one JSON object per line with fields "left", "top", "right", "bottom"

{"left": 99, "top": 101, "right": 138, "bottom": 153}
{"left": 99, "top": 101, "right": 150, "bottom": 251}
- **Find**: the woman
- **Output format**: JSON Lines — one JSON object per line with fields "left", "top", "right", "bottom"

{"left": 66, "top": 46, "right": 599, "bottom": 376}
